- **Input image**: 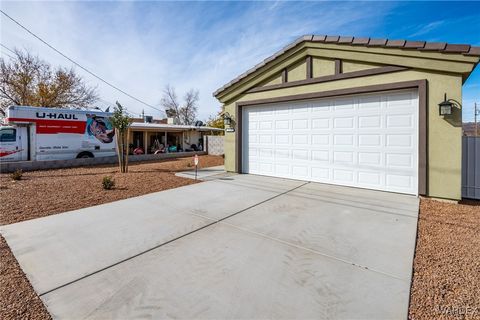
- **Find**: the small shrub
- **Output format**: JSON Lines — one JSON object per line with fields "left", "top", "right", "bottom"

{"left": 102, "top": 176, "right": 115, "bottom": 190}
{"left": 186, "top": 162, "right": 192, "bottom": 167}
{"left": 10, "top": 169, "right": 23, "bottom": 181}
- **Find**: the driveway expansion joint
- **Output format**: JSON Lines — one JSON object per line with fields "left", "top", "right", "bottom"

{"left": 39, "top": 181, "right": 309, "bottom": 297}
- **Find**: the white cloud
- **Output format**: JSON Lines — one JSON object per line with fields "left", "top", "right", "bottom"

{"left": 1, "top": 1, "right": 397, "bottom": 120}
{"left": 409, "top": 20, "right": 445, "bottom": 38}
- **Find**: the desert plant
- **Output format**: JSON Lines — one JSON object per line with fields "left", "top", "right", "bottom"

{"left": 102, "top": 176, "right": 115, "bottom": 190}
{"left": 10, "top": 169, "right": 23, "bottom": 181}
{"left": 110, "top": 102, "right": 132, "bottom": 173}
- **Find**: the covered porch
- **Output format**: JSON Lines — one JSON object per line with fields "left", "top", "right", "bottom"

{"left": 128, "top": 123, "right": 222, "bottom": 155}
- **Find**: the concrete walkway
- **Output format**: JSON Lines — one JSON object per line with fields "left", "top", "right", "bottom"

{"left": 1, "top": 174, "right": 419, "bottom": 319}
{"left": 175, "top": 165, "right": 225, "bottom": 180}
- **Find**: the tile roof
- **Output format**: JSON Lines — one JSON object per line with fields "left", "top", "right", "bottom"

{"left": 213, "top": 35, "right": 480, "bottom": 97}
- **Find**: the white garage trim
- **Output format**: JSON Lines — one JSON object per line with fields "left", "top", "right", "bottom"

{"left": 237, "top": 81, "right": 426, "bottom": 194}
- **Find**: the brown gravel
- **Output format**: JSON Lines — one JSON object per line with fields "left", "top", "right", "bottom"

{"left": 0, "top": 155, "right": 223, "bottom": 319}
{"left": 0, "top": 155, "right": 223, "bottom": 225}
{"left": 409, "top": 198, "right": 480, "bottom": 320}
{"left": 1, "top": 236, "right": 51, "bottom": 320}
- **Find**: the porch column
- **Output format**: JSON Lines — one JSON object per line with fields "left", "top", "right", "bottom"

{"left": 143, "top": 131, "right": 148, "bottom": 154}
{"left": 182, "top": 131, "right": 185, "bottom": 151}
{"left": 164, "top": 131, "right": 167, "bottom": 153}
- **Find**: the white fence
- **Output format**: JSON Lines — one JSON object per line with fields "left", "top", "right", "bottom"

{"left": 204, "top": 135, "right": 224, "bottom": 156}
{"left": 462, "top": 136, "right": 480, "bottom": 200}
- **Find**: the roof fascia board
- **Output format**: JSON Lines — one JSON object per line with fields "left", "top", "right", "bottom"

{"left": 217, "top": 46, "right": 309, "bottom": 103}
{"left": 309, "top": 42, "right": 479, "bottom": 64}
{"left": 216, "top": 40, "right": 479, "bottom": 103}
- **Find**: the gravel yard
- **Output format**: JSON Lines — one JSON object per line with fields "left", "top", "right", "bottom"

{"left": 0, "top": 155, "right": 223, "bottom": 225}
{"left": 1, "top": 160, "right": 479, "bottom": 319}
{"left": 409, "top": 199, "right": 480, "bottom": 320}
{"left": 0, "top": 155, "right": 223, "bottom": 320}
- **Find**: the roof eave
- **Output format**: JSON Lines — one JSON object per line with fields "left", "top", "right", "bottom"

{"left": 213, "top": 35, "right": 480, "bottom": 100}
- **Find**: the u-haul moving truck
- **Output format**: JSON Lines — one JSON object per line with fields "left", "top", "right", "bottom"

{"left": 0, "top": 106, "right": 116, "bottom": 162}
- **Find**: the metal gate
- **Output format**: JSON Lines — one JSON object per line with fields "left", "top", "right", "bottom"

{"left": 462, "top": 136, "right": 480, "bottom": 200}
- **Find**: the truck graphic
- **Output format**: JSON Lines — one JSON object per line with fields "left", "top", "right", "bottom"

{"left": 0, "top": 106, "right": 117, "bottom": 162}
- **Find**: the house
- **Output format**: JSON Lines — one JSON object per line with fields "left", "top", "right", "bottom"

{"left": 214, "top": 35, "right": 480, "bottom": 200}
{"left": 128, "top": 121, "right": 223, "bottom": 154}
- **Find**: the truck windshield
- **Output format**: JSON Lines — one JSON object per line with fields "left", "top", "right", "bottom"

{"left": 0, "top": 128, "right": 16, "bottom": 142}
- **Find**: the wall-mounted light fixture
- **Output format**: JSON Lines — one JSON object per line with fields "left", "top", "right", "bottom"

{"left": 223, "top": 112, "right": 233, "bottom": 126}
{"left": 438, "top": 93, "right": 454, "bottom": 116}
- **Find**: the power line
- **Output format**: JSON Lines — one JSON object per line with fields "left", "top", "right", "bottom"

{"left": 0, "top": 43, "right": 16, "bottom": 55}
{"left": 0, "top": 42, "right": 158, "bottom": 119}
{"left": 0, "top": 51, "right": 15, "bottom": 60}
{"left": 0, "top": 9, "right": 163, "bottom": 114}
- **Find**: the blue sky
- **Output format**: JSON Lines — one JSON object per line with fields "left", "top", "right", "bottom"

{"left": 1, "top": 1, "right": 479, "bottom": 121}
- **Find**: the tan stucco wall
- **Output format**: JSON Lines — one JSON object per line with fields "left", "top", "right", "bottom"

{"left": 312, "top": 57, "right": 335, "bottom": 77}
{"left": 342, "top": 61, "right": 379, "bottom": 73}
{"left": 223, "top": 69, "right": 464, "bottom": 200}
{"left": 260, "top": 74, "right": 282, "bottom": 87}
{"left": 287, "top": 59, "right": 306, "bottom": 81}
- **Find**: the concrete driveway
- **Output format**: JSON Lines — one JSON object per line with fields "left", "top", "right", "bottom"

{"left": 1, "top": 174, "right": 419, "bottom": 319}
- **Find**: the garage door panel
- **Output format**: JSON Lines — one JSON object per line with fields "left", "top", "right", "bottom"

{"left": 334, "top": 98, "right": 355, "bottom": 111}
{"left": 358, "top": 95, "right": 382, "bottom": 110}
{"left": 359, "top": 115, "right": 381, "bottom": 128}
{"left": 386, "top": 134, "right": 413, "bottom": 148}
{"left": 334, "top": 117, "right": 355, "bottom": 128}
{"left": 358, "top": 171, "right": 383, "bottom": 186}
{"left": 243, "top": 89, "right": 418, "bottom": 195}
{"left": 358, "top": 134, "right": 382, "bottom": 147}
{"left": 293, "top": 119, "right": 309, "bottom": 129}
{"left": 292, "top": 134, "right": 309, "bottom": 144}
{"left": 358, "top": 152, "right": 382, "bottom": 166}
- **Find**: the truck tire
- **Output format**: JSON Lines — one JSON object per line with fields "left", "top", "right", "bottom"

{"left": 76, "top": 152, "right": 94, "bottom": 159}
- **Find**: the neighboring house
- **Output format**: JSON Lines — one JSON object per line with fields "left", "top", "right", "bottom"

{"left": 463, "top": 122, "right": 479, "bottom": 136}
{"left": 214, "top": 35, "right": 480, "bottom": 200}
{"left": 128, "top": 121, "right": 222, "bottom": 154}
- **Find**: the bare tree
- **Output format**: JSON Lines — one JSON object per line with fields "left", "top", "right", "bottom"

{"left": 160, "top": 85, "right": 199, "bottom": 125}
{"left": 160, "top": 84, "right": 180, "bottom": 120}
{"left": 0, "top": 49, "right": 98, "bottom": 111}
{"left": 181, "top": 89, "right": 199, "bottom": 125}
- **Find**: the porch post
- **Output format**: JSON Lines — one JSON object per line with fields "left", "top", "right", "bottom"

{"left": 143, "top": 131, "right": 148, "bottom": 154}
{"left": 164, "top": 131, "right": 167, "bottom": 153}
{"left": 182, "top": 131, "right": 185, "bottom": 151}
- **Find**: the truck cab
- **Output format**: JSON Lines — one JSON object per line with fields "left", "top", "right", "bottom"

{"left": 0, "top": 126, "right": 29, "bottom": 161}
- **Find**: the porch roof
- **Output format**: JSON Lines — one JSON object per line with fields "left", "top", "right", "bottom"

{"left": 129, "top": 122, "right": 222, "bottom": 132}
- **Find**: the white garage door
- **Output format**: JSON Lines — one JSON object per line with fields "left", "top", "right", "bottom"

{"left": 242, "top": 89, "right": 419, "bottom": 195}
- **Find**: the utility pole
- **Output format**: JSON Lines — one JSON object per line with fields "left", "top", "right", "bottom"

{"left": 475, "top": 102, "right": 478, "bottom": 136}
{"left": 141, "top": 109, "right": 145, "bottom": 122}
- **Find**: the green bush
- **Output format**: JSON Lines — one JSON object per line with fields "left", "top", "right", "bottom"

{"left": 10, "top": 169, "right": 23, "bottom": 181}
{"left": 102, "top": 176, "right": 115, "bottom": 190}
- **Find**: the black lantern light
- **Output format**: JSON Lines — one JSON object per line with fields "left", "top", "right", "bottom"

{"left": 223, "top": 112, "right": 232, "bottom": 126}
{"left": 438, "top": 93, "right": 454, "bottom": 116}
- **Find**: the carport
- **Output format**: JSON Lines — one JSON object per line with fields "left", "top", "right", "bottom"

{"left": 214, "top": 35, "right": 480, "bottom": 200}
